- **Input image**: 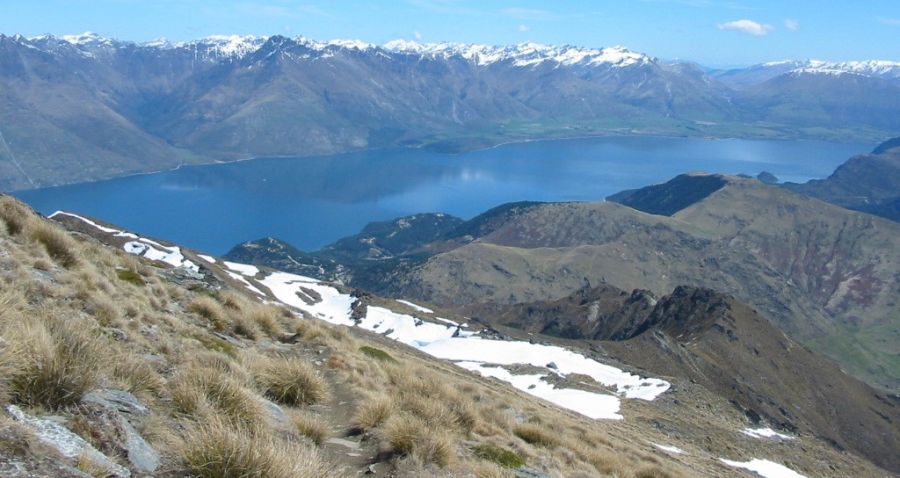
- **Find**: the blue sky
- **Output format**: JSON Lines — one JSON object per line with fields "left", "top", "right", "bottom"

{"left": 3, "top": 0, "right": 898, "bottom": 67}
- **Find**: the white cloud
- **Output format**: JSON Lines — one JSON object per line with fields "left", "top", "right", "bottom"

{"left": 879, "top": 17, "right": 900, "bottom": 26}
{"left": 518, "top": 24, "right": 529, "bottom": 32}
{"left": 717, "top": 19, "right": 773, "bottom": 36}
{"left": 784, "top": 18, "right": 799, "bottom": 31}
{"left": 414, "top": 30, "right": 423, "bottom": 39}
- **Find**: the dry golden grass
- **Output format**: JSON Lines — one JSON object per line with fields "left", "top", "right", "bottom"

{"left": 252, "top": 355, "right": 330, "bottom": 406}
{"left": 0, "top": 196, "right": 31, "bottom": 235}
{"left": 353, "top": 394, "right": 394, "bottom": 430}
{"left": 187, "top": 296, "right": 227, "bottom": 331}
{"left": 383, "top": 413, "right": 456, "bottom": 467}
{"left": 111, "top": 353, "right": 165, "bottom": 397}
{"left": 471, "top": 461, "right": 516, "bottom": 478}
{"left": 172, "top": 365, "right": 267, "bottom": 430}
{"left": 178, "top": 418, "right": 335, "bottom": 478}
{"left": 513, "top": 423, "right": 560, "bottom": 448}
{"left": 28, "top": 221, "right": 79, "bottom": 268}
{"left": 288, "top": 409, "right": 331, "bottom": 446}
{"left": 0, "top": 314, "right": 105, "bottom": 409}
{"left": 250, "top": 306, "right": 283, "bottom": 337}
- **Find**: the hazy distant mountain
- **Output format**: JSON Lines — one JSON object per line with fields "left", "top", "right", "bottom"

{"left": 1, "top": 32, "right": 898, "bottom": 190}
{"left": 713, "top": 59, "right": 900, "bottom": 89}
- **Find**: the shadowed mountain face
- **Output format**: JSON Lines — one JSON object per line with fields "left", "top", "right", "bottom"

{"left": 606, "top": 173, "right": 728, "bottom": 216}
{"left": 464, "top": 285, "right": 900, "bottom": 473}
{"left": 1, "top": 33, "right": 899, "bottom": 191}
{"left": 782, "top": 137, "right": 900, "bottom": 221}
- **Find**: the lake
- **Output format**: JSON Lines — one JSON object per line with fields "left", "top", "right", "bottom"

{"left": 13, "top": 136, "right": 870, "bottom": 255}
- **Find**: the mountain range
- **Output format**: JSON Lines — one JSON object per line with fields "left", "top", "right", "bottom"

{"left": 1, "top": 32, "right": 898, "bottom": 191}
{"left": 226, "top": 140, "right": 900, "bottom": 397}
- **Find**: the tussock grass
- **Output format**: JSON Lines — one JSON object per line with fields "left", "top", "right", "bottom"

{"left": 250, "top": 306, "right": 283, "bottom": 337}
{"left": 172, "top": 366, "right": 266, "bottom": 430}
{"left": 232, "top": 314, "right": 259, "bottom": 340}
{"left": 28, "top": 222, "right": 79, "bottom": 268}
{"left": 111, "top": 353, "right": 164, "bottom": 396}
{"left": 353, "top": 394, "right": 394, "bottom": 431}
{"left": 178, "top": 419, "right": 335, "bottom": 478}
{"left": 187, "top": 296, "right": 227, "bottom": 331}
{"left": 633, "top": 466, "right": 682, "bottom": 478}
{"left": 470, "top": 461, "right": 516, "bottom": 478}
{"left": 252, "top": 355, "right": 330, "bottom": 406}
{"left": 514, "top": 424, "right": 560, "bottom": 448}
{"left": 0, "top": 315, "right": 105, "bottom": 409}
{"left": 383, "top": 413, "right": 455, "bottom": 467}
{"left": 88, "top": 295, "right": 120, "bottom": 327}
{"left": 0, "top": 196, "right": 31, "bottom": 235}
{"left": 288, "top": 409, "right": 331, "bottom": 446}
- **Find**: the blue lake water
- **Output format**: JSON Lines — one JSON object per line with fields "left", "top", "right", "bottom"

{"left": 13, "top": 136, "right": 870, "bottom": 255}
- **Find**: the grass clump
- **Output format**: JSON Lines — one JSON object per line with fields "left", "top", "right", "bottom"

{"left": 188, "top": 296, "right": 227, "bottom": 331}
{"left": 0, "top": 196, "right": 31, "bottom": 235}
{"left": 115, "top": 268, "right": 144, "bottom": 286}
{"left": 353, "top": 395, "right": 394, "bottom": 431}
{"left": 473, "top": 443, "right": 525, "bottom": 468}
{"left": 513, "top": 424, "right": 559, "bottom": 448}
{"left": 384, "top": 413, "right": 455, "bottom": 467}
{"left": 29, "top": 222, "right": 79, "bottom": 268}
{"left": 288, "top": 409, "right": 331, "bottom": 446}
{"left": 179, "top": 419, "right": 334, "bottom": 478}
{"left": 254, "top": 356, "right": 330, "bottom": 406}
{"left": 0, "top": 315, "right": 105, "bottom": 409}
{"left": 359, "top": 345, "right": 396, "bottom": 362}
{"left": 172, "top": 366, "right": 266, "bottom": 430}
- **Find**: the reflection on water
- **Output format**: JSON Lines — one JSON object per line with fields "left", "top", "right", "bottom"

{"left": 14, "top": 136, "right": 869, "bottom": 255}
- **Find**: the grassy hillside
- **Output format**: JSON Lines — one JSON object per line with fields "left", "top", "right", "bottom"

{"left": 0, "top": 195, "right": 719, "bottom": 477}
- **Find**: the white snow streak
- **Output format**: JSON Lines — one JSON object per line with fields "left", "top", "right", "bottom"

{"left": 742, "top": 427, "right": 794, "bottom": 440}
{"left": 653, "top": 443, "right": 684, "bottom": 454}
{"left": 50, "top": 211, "right": 198, "bottom": 272}
{"left": 396, "top": 299, "right": 434, "bottom": 314}
{"left": 720, "top": 458, "right": 807, "bottom": 478}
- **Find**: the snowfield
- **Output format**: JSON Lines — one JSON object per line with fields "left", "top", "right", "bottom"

{"left": 720, "top": 458, "right": 807, "bottom": 478}
{"left": 248, "top": 268, "right": 669, "bottom": 420}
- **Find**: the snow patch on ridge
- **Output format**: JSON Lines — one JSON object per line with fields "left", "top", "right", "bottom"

{"left": 720, "top": 458, "right": 807, "bottom": 478}
{"left": 251, "top": 269, "right": 669, "bottom": 420}
{"left": 49, "top": 211, "right": 198, "bottom": 272}
{"left": 742, "top": 427, "right": 794, "bottom": 440}
{"left": 397, "top": 299, "right": 434, "bottom": 314}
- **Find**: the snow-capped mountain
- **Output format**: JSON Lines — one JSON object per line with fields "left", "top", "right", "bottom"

{"left": 715, "top": 58, "right": 900, "bottom": 89}
{"left": 0, "top": 32, "right": 898, "bottom": 192}
{"left": 383, "top": 40, "right": 652, "bottom": 68}
{"left": 17, "top": 32, "right": 656, "bottom": 69}
{"left": 776, "top": 59, "right": 900, "bottom": 78}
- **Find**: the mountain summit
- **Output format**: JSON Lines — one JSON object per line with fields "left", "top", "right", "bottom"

{"left": 1, "top": 32, "right": 898, "bottom": 191}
